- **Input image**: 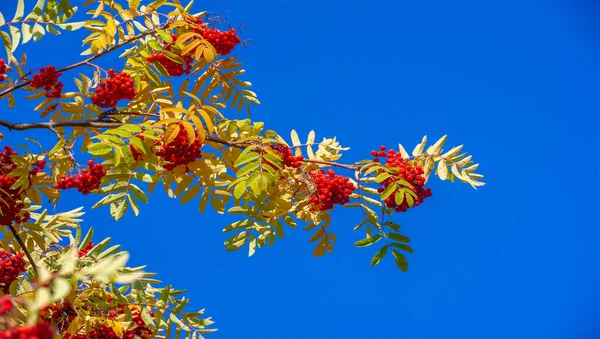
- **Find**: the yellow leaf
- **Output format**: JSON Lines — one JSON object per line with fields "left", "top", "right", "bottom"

{"left": 197, "top": 109, "right": 214, "bottom": 133}
{"left": 290, "top": 129, "right": 301, "bottom": 146}
{"left": 189, "top": 115, "right": 206, "bottom": 141}
{"left": 105, "top": 18, "right": 116, "bottom": 36}
{"left": 412, "top": 136, "right": 427, "bottom": 157}
{"left": 164, "top": 124, "right": 181, "bottom": 144}
{"left": 437, "top": 159, "right": 448, "bottom": 180}
{"left": 308, "top": 227, "right": 325, "bottom": 243}
{"left": 175, "top": 32, "right": 198, "bottom": 45}
{"left": 398, "top": 143, "right": 410, "bottom": 159}
{"left": 182, "top": 121, "right": 195, "bottom": 143}
{"left": 201, "top": 105, "right": 224, "bottom": 119}
{"left": 306, "top": 130, "right": 315, "bottom": 145}
{"left": 181, "top": 39, "right": 201, "bottom": 56}
{"left": 426, "top": 135, "right": 447, "bottom": 156}
{"left": 153, "top": 118, "right": 181, "bottom": 126}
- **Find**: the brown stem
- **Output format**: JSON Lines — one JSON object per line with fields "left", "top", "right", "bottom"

{"left": 8, "top": 225, "right": 38, "bottom": 277}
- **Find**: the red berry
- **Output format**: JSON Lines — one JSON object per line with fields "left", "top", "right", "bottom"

{"left": 30, "top": 65, "right": 63, "bottom": 98}
{"left": 309, "top": 170, "right": 355, "bottom": 211}
{"left": 371, "top": 146, "right": 433, "bottom": 212}
{"left": 54, "top": 161, "right": 106, "bottom": 195}
{"left": 0, "top": 250, "right": 26, "bottom": 294}
{"left": 91, "top": 71, "right": 137, "bottom": 108}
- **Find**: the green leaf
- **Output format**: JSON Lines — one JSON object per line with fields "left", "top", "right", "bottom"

{"left": 387, "top": 232, "right": 410, "bottom": 243}
{"left": 390, "top": 243, "right": 413, "bottom": 253}
{"left": 233, "top": 181, "right": 246, "bottom": 199}
{"left": 354, "top": 234, "right": 382, "bottom": 248}
{"left": 237, "top": 162, "right": 260, "bottom": 177}
{"left": 110, "top": 199, "right": 129, "bottom": 221}
{"left": 392, "top": 250, "right": 409, "bottom": 272}
{"left": 383, "top": 221, "right": 401, "bottom": 232}
{"left": 380, "top": 183, "right": 396, "bottom": 200}
{"left": 375, "top": 172, "right": 392, "bottom": 183}
{"left": 234, "top": 151, "right": 260, "bottom": 168}
{"left": 129, "top": 184, "right": 148, "bottom": 204}
{"left": 88, "top": 143, "right": 113, "bottom": 155}
{"left": 371, "top": 245, "right": 389, "bottom": 266}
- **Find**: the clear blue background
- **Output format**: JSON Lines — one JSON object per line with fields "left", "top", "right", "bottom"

{"left": 1, "top": 0, "right": 599, "bottom": 338}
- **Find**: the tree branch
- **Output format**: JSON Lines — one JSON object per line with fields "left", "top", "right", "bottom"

{"left": 8, "top": 225, "right": 38, "bottom": 277}
{"left": 0, "top": 21, "right": 169, "bottom": 99}
{"left": 0, "top": 119, "right": 123, "bottom": 130}
{"left": 0, "top": 118, "right": 363, "bottom": 172}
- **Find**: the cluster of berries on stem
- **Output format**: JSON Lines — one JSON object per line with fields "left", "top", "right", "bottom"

{"left": 54, "top": 160, "right": 107, "bottom": 195}
{"left": 147, "top": 34, "right": 194, "bottom": 77}
{"left": 44, "top": 295, "right": 153, "bottom": 339}
{"left": 190, "top": 17, "right": 242, "bottom": 56}
{"left": 91, "top": 69, "right": 137, "bottom": 108}
{"left": 264, "top": 144, "right": 304, "bottom": 169}
{"left": 0, "top": 146, "right": 34, "bottom": 226}
{"left": 30, "top": 66, "right": 63, "bottom": 98}
{"left": 309, "top": 169, "right": 355, "bottom": 211}
{"left": 0, "top": 323, "right": 54, "bottom": 339}
{"left": 0, "top": 250, "right": 26, "bottom": 294}
{"left": 0, "top": 59, "right": 6, "bottom": 82}
{"left": 155, "top": 124, "right": 203, "bottom": 171}
{"left": 371, "top": 146, "right": 432, "bottom": 212}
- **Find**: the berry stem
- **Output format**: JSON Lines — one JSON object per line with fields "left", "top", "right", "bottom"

{"left": 8, "top": 225, "right": 38, "bottom": 277}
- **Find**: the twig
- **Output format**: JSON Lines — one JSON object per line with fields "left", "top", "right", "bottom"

{"left": 8, "top": 225, "right": 38, "bottom": 277}
{"left": 0, "top": 22, "right": 168, "bottom": 99}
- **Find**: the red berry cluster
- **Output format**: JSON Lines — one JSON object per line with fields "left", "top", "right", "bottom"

{"left": 91, "top": 69, "right": 137, "bottom": 108}
{"left": 200, "top": 28, "right": 241, "bottom": 56}
{"left": 0, "top": 146, "right": 30, "bottom": 226}
{"left": 29, "top": 159, "right": 46, "bottom": 176}
{"left": 155, "top": 125, "right": 203, "bottom": 171}
{"left": 0, "top": 59, "right": 6, "bottom": 82}
{"left": 30, "top": 66, "right": 63, "bottom": 98}
{"left": 371, "top": 146, "right": 432, "bottom": 212}
{"left": 264, "top": 144, "right": 303, "bottom": 169}
{"left": 52, "top": 298, "right": 152, "bottom": 339}
{"left": 54, "top": 160, "right": 106, "bottom": 195}
{"left": 41, "top": 300, "right": 77, "bottom": 333}
{"left": 77, "top": 241, "right": 95, "bottom": 257}
{"left": 0, "top": 323, "right": 54, "bottom": 339}
{"left": 189, "top": 17, "right": 241, "bottom": 56}
{"left": 147, "top": 34, "right": 194, "bottom": 77}
{"left": 0, "top": 250, "right": 25, "bottom": 294}
{"left": 309, "top": 169, "right": 355, "bottom": 211}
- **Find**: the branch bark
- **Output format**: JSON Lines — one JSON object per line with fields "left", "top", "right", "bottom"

{"left": 8, "top": 225, "right": 38, "bottom": 277}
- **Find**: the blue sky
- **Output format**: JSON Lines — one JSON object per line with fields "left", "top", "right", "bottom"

{"left": 1, "top": 0, "right": 600, "bottom": 338}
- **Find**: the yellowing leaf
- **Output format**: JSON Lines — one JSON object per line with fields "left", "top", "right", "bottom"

{"left": 181, "top": 121, "right": 195, "bottom": 143}
{"left": 163, "top": 124, "right": 181, "bottom": 144}
{"left": 438, "top": 159, "right": 448, "bottom": 180}
{"left": 412, "top": 136, "right": 427, "bottom": 157}
{"left": 290, "top": 129, "right": 301, "bottom": 147}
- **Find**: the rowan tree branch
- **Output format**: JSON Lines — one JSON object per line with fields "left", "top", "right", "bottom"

{"left": 0, "top": 20, "right": 170, "bottom": 99}
{"left": 0, "top": 117, "right": 363, "bottom": 172}
{"left": 8, "top": 225, "right": 38, "bottom": 277}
